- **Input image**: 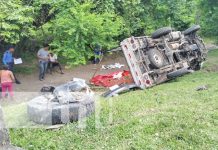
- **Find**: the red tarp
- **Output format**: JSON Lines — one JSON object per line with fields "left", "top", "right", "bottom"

{"left": 90, "top": 70, "right": 134, "bottom": 87}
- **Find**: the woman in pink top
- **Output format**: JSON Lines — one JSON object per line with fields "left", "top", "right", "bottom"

{"left": 1, "top": 65, "right": 15, "bottom": 98}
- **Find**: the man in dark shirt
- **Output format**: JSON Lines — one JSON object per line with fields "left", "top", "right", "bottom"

{"left": 94, "top": 44, "right": 102, "bottom": 64}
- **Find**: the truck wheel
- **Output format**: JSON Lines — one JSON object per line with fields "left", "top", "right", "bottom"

{"left": 183, "top": 25, "right": 200, "bottom": 35}
{"left": 151, "top": 27, "right": 172, "bottom": 39}
{"left": 147, "top": 49, "right": 165, "bottom": 69}
{"left": 190, "top": 60, "right": 202, "bottom": 71}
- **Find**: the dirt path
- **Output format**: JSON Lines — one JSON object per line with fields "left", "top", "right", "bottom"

{"left": 206, "top": 43, "right": 218, "bottom": 51}
{"left": 15, "top": 53, "right": 128, "bottom": 93}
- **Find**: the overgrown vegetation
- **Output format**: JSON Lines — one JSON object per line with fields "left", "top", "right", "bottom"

{"left": 0, "top": 0, "right": 217, "bottom": 65}
{"left": 200, "top": 0, "right": 218, "bottom": 39}
{"left": 6, "top": 49, "right": 218, "bottom": 149}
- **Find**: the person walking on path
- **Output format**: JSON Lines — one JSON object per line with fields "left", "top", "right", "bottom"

{"left": 2, "top": 46, "right": 21, "bottom": 84}
{"left": 37, "top": 44, "right": 49, "bottom": 81}
{"left": 0, "top": 65, "right": 15, "bottom": 99}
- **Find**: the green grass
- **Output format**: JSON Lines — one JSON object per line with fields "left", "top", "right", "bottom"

{"left": 13, "top": 51, "right": 37, "bottom": 74}
{"left": 14, "top": 65, "right": 36, "bottom": 75}
{"left": 7, "top": 50, "right": 218, "bottom": 150}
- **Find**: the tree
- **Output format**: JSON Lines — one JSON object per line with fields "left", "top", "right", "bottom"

{"left": 93, "top": 0, "right": 198, "bottom": 36}
{"left": 199, "top": 0, "right": 218, "bottom": 37}
{"left": 0, "top": 0, "right": 33, "bottom": 43}
{"left": 34, "top": 0, "right": 123, "bottom": 65}
{"left": 1, "top": 0, "right": 215, "bottom": 65}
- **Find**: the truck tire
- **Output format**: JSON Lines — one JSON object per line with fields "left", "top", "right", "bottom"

{"left": 147, "top": 49, "right": 165, "bottom": 69}
{"left": 151, "top": 27, "right": 172, "bottom": 39}
{"left": 27, "top": 95, "right": 95, "bottom": 125}
{"left": 183, "top": 25, "right": 200, "bottom": 35}
{"left": 190, "top": 60, "right": 202, "bottom": 71}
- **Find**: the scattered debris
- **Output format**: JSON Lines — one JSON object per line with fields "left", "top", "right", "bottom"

{"left": 102, "top": 84, "right": 140, "bottom": 98}
{"left": 102, "top": 63, "right": 125, "bottom": 70}
{"left": 27, "top": 79, "right": 95, "bottom": 125}
{"left": 90, "top": 70, "right": 134, "bottom": 87}
{"left": 196, "top": 85, "right": 208, "bottom": 91}
{"left": 46, "top": 124, "right": 64, "bottom": 130}
{"left": 107, "top": 47, "right": 122, "bottom": 53}
{"left": 40, "top": 86, "right": 55, "bottom": 93}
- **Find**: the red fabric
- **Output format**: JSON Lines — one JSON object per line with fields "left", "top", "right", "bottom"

{"left": 90, "top": 70, "right": 134, "bottom": 87}
{"left": 2, "top": 82, "right": 14, "bottom": 97}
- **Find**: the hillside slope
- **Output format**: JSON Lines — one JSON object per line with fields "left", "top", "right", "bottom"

{"left": 10, "top": 50, "right": 218, "bottom": 150}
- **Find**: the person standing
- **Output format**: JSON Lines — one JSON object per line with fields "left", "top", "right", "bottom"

{"left": 37, "top": 43, "right": 49, "bottom": 81}
{"left": 2, "top": 46, "right": 21, "bottom": 84}
{"left": 0, "top": 65, "right": 15, "bottom": 99}
{"left": 94, "top": 44, "right": 103, "bottom": 64}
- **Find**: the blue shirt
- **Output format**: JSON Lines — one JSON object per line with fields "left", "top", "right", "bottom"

{"left": 3, "top": 50, "right": 14, "bottom": 65}
{"left": 94, "top": 45, "right": 102, "bottom": 55}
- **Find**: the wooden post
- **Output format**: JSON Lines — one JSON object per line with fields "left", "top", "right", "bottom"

{"left": 0, "top": 105, "right": 10, "bottom": 146}
{"left": 0, "top": 105, "right": 23, "bottom": 150}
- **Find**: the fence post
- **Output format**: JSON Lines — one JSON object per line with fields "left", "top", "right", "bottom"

{"left": 0, "top": 105, "right": 10, "bottom": 146}
{"left": 0, "top": 105, "right": 23, "bottom": 150}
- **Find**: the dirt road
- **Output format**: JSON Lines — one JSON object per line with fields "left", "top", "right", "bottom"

{"left": 15, "top": 53, "right": 128, "bottom": 93}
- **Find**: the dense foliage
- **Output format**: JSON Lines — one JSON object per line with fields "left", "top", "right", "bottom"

{"left": 0, "top": 0, "right": 217, "bottom": 65}
{"left": 200, "top": 0, "right": 218, "bottom": 37}
{"left": 42, "top": 1, "right": 123, "bottom": 64}
{"left": 0, "top": 0, "right": 33, "bottom": 43}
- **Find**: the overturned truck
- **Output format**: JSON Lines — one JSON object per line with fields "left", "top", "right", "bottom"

{"left": 120, "top": 25, "right": 207, "bottom": 89}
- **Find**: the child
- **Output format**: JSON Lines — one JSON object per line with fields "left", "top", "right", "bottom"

{"left": 0, "top": 65, "right": 15, "bottom": 98}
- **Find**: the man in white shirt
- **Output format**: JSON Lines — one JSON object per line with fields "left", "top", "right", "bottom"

{"left": 48, "top": 53, "right": 64, "bottom": 74}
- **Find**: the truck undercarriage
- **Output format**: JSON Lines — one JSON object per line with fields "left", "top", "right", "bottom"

{"left": 120, "top": 25, "right": 208, "bottom": 89}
